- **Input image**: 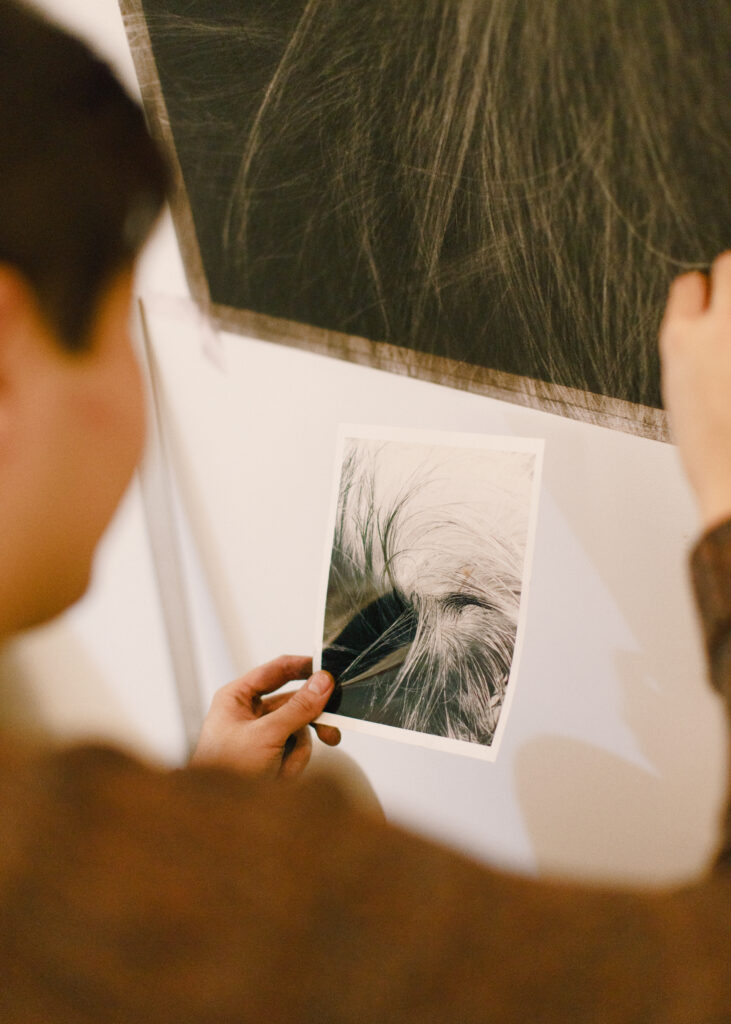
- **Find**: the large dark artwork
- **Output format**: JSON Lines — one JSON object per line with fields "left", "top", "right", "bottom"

{"left": 121, "top": 0, "right": 730, "bottom": 439}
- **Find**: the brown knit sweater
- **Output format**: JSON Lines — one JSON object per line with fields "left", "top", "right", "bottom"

{"left": 0, "top": 522, "right": 729, "bottom": 1023}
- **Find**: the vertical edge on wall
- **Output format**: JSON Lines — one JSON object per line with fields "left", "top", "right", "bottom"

{"left": 134, "top": 297, "right": 205, "bottom": 755}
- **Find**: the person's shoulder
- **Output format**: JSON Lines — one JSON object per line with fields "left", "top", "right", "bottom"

{"left": 0, "top": 731, "right": 373, "bottom": 1020}
{"left": 0, "top": 729, "right": 359, "bottom": 869}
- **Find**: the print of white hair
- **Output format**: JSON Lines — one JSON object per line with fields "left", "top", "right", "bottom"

{"left": 323, "top": 440, "right": 532, "bottom": 744}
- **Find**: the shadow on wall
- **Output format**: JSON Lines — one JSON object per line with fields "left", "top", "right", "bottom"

{"left": 514, "top": 648, "right": 727, "bottom": 887}
{"left": 500, "top": 403, "right": 727, "bottom": 886}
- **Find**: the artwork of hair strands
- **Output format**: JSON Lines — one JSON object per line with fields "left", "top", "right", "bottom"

{"left": 121, "top": 0, "right": 730, "bottom": 439}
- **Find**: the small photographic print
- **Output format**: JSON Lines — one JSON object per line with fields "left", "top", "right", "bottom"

{"left": 314, "top": 426, "right": 543, "bottom": 760}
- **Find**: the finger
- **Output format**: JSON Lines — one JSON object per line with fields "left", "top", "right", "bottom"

{"left": 709, "top": 250, "right": 731, "bottom": 315}
{"left": 256, "top": 671, "right": 335, "bottom": 746}
{"left": 221, "top": 655, "right": 313, "bottom": 709}
{"left": 313, "top": 722, "right": 341, "bottom": 747}
{"left": 260, "top": 692, "right": 296, "bottom": 713}
{"left": 263, "top": 695, "right": 340, "bottom": 745}
{"left": 279, "top": 727, "right": 312, "bottom": 780}
{"left": 662, "top": 270, "right": 708, "bottom": 327}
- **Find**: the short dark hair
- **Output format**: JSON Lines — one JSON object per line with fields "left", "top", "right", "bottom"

{"left": 0, "top": 0, "right": 168, "bottom": 349}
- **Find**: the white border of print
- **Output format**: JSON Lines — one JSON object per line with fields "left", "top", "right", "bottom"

{"left": 313, "top": 424, "right": 544, "bottom": 761}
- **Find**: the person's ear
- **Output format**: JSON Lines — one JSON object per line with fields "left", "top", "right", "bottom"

{"left": 0, "top": 266, "right": 39, "bottom": 439}
{"left": 0, "top": 264, "right": 32, "bottom": 361}
{"left": 0, "top": 269, "right": 14, "bottom": 449}
{"left": 0, "top": 263, "right": 45, "bottom": 364}
{"left": 0, "top": 267, "right": 20, "bottom": 391}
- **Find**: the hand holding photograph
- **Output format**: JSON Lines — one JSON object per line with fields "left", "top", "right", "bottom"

{"left": 314, "top": 427, "right": 543, "bottom": 760}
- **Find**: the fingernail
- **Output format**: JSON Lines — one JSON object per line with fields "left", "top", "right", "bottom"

{"left": 308, "top": 671, "right": 333, "bottom": 696}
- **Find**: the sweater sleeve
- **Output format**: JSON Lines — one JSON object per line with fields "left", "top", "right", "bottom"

{"left": 690, "top": 517, "right": 731, "bottom": 869}
{"left": 690, "top": 518, "right": 731, "bottom": 703}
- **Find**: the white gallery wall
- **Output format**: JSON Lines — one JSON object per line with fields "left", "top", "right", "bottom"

{"left": 1, "top": 0, "right": 726, "bottom": 887}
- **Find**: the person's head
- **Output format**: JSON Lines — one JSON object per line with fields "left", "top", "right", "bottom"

{"left": 0, "top": 0, "right": 168, "bottom": 634}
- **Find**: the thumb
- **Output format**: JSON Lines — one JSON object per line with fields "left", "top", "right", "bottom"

{"left": 258, "top": 671, "right": 335, "bottom": 746}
